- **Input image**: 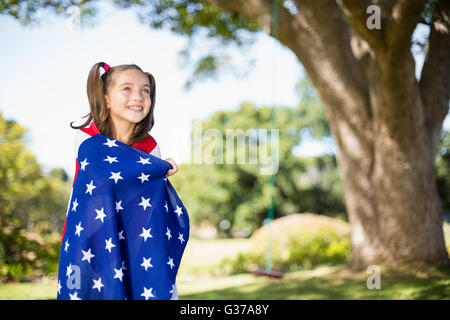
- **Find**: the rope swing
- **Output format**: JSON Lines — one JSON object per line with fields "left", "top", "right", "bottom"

{"left": 253, "top": 0, "right": 283, "bottom": 279}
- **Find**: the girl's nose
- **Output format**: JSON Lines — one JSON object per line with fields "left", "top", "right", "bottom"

{"left": 132, "top": 92, "right": 144, "bottom": 102}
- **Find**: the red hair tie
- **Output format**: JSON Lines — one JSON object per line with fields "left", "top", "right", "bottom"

{"left": 103, "top": 63, "right": 110, "bottom": 72}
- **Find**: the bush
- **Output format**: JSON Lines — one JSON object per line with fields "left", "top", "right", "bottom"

{"left": 219, "top": 213, "right": 351, "bottom": 274}
{"left": 0, "top": 226, "right": 61, "bottom": 282}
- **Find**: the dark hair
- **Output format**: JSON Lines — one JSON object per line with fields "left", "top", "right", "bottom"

{"left": 70, "top": 62, "right": 156, "bottom": 146}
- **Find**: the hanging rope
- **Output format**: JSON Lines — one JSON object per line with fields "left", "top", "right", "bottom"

{"left": 266, "top": 0, "right": 279, "bottom": 274}
{"left": 252, "top": 0, "right": 283, "bottom": 279}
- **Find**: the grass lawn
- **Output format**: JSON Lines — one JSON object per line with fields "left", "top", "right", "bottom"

{"left": 178, "top": 265, "right": 450, "bottom": 299}
{"left": 0, "top": 278, "right": 57, "bottom": 300}
{"left": 0, "top": 237, "right": 449, "bottom": 300}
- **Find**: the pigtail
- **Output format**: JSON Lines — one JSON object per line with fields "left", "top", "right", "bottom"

{"left": 70, "top": 62, "right": 111, "bottom": 132}
{"left": 145, "top": 72, "right": 156, "bottom": 130}
{"left": 69, "top": 112, "right": 92, "bottom": 129}
{"left": 88, "top": 62, "right": 111, "bottom": 132}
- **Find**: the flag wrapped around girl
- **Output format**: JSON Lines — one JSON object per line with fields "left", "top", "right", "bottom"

{"left": 57, "top": 133, "right": 189, "bottom": 300}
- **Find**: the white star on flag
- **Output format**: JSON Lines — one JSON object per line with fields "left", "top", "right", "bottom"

{"left": 164, "top": 202, "right": 168, "bottom": 212}
{"left": 64, "top": 240, "right": 70, "bottom": 252}
{"left": 139, "top": 227, "right": 153, "bottom": 242}
{"left": 165, "top": 227, "right": 172, "bottom": 240}
{"left": 174, "top": 206, "right": 183, "bottom": 217}
{"left": 114, "top": 267, "right": 124, "bottom": 282}
{"left": 137, "top": 157, "right": 151, "bottom": 165}
{"left": 178, "top": 232, "right": 185, "bottom": 244}
{"left": 109, "top": 172, "right": 123, "bottom": 184}
{"left": 104, "top": 138, "right": 118, "bottom": 148}
{"left": 95, "top": 207, "right": 107, "bottom": 223}
{"left": 167, "top": 257, "right": 175, "bottom": 269}
{"left": 69, "top": 291, "right": 81, "bottom": 300}
{"left": 105, "top": 238, "right": 116, "bottom": 253}
{"left": 104, "top": 155, "right": 119, "bottom": 164}
{"left": 81, "top": 248, "right": 95, "bottom": 263}
{"left": 118, "top": 230, "right": 125, "bottom": 241}
{"left": 85, "top": 180, "right": 96, "bottom": 195}
{"left": 115, "top": 200, "right": 124, "bottom": 213}
{"left": 80, "top": 158, "right": 90, "bottom": 171}
{"left": 75, "top": 222, "right": 84, "bottom": 237}
{"left": 141, "top": 257, "right": 153, "bottom": 271}
{"left": 137, "top": 172, "right": 150, "bottom": 183}
{"left": 138, "top": 196, "right": 152, "bottom": 211}
{"left": 66, "top": 263, "right": 73, "bottom": 277}
{"left": 57, "top": 281, "right": 62, "bottom": 295}
{"left": 92, "top": 277, "right": 104, "bottom": 292}
{"left": 71, "top": 198, "right": 79, "bottom": 212}
{"left": 141, "top": 287, "right": 154, "bottom": 300}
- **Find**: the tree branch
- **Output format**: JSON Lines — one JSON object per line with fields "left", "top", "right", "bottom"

{"left": 420, "top": 0, "right": 450, "bottom": 156}
{"left": 291, "top": 0, "right": 373, "bottom": 122}
{"left": 202, "top": 0, "right": 273, "bottom": 32}
{"left": 203, "top": 0, "right": 307, "bottom": 44}
{"left": 386, "top": 0, "right": 428, "bottom": 52}
{"left": 205, "top": 0, "right": 374, "bottom": 158}
{"left": 204, "top": 0, "right": 370, "bottom": 102}
{"left": 340, "top": 0, "right": 386, "bottom": 52}
{"left": 341, "top": 0, "right": 428, "bottom": 56}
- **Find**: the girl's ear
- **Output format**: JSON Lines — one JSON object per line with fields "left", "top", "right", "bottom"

{"left": 104, "top": 95, "right": 110, "bottom": 109}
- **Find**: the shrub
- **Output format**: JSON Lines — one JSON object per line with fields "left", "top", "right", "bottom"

{"left": 0, "top": 226, "right": 61, "bottom": 282}
{"left": 219, "top": 213, "right": 351, "bottom": 274}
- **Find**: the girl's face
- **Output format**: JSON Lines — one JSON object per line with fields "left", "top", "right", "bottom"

{"left": 104, "top": 69, "right": 152, "bottom": 126}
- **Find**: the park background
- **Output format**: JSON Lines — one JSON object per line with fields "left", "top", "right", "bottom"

{"left": 0, "top": 0, "right": 449, "bottom": 299}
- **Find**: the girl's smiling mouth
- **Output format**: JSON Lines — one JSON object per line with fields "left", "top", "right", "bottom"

{"left": 127, "top": 105, "right": 143, "bottom": 112}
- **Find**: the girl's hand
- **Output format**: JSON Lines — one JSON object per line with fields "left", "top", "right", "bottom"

{"left": 164, "top": 158, "right": 178, "bottom": 177}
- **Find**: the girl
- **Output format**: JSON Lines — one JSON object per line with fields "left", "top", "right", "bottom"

{"left": 73, "top": 62, "right": 178, "bottom": 176}
{"left": 58, "top": 62, "right": 188, "bottom": 300}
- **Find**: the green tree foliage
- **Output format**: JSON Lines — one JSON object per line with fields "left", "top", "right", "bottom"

{"left": 110, "top": 0, "right": 262, "bottom": 89}
{"left": 0, "top": 112, "right": 71, "bottom": 280}
{"left": 170, "top": 78, "right": 345, "bottom": 237}
{"left": 0, "top": 115, "right": 42, "bottom": 230}
{"left": 0, "top": 0, "right": 97, "bottom": 26}
{"left": 0, "top": 0, "right": 261, "bottom": 89}
{"left": 0, "top": 112, "right": 70, "bottom": 233}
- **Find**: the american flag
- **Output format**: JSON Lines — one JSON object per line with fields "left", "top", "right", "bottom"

{"left": 57, "top": 134, "right": 189, "bottom": 300}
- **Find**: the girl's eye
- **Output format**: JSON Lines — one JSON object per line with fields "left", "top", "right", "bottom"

{"left": 123, "top": 87, "right": 130, "bottom": 91}
{"left": 144, "top": 90, "right": 150, "bottom": 94}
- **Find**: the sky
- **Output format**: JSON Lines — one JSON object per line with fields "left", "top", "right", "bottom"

{"left": 0, "top": 2, "right": 448, "bottom": 180}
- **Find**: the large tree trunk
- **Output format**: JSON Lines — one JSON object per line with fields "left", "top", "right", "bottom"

{"left": 205, "top": 0, "right": 450, "bottom": 269}
{"left": 340, "top": 47, "right": 448, "bottom": 268}
{"left": 335, "top": 0, "right": 449, "bottom": 269}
